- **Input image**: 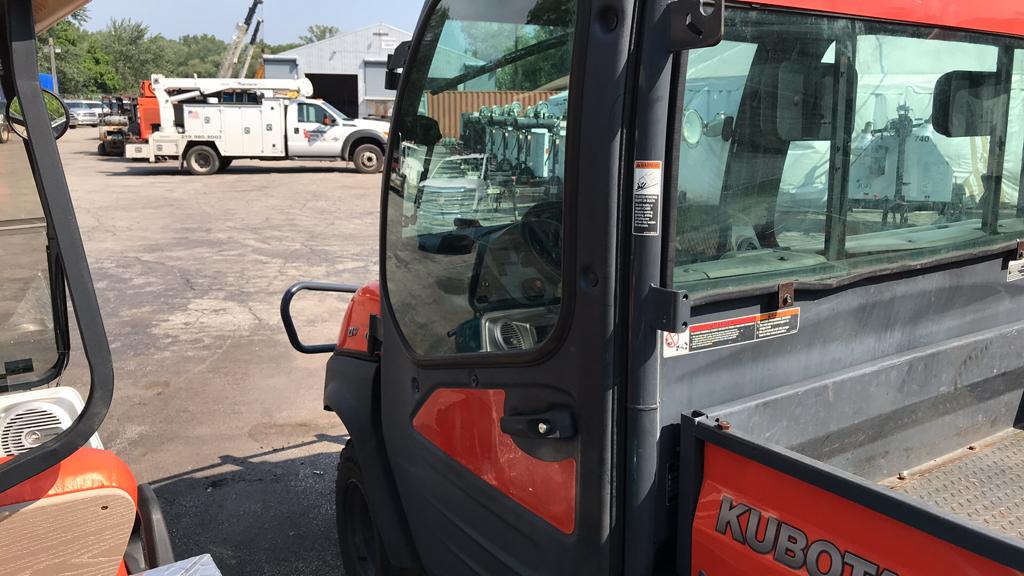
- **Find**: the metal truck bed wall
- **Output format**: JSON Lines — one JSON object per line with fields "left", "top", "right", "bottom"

{"left": 664, "top": 250, "right": 1024, "bottom": 573}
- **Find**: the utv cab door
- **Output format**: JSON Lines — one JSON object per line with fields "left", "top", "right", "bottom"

{"left": 374, "top": 0, "right": 634, "bottom": 573}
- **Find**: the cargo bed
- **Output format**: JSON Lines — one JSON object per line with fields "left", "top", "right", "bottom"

{"left": 884, "top": 428, "right": 1024, "bottom": 541}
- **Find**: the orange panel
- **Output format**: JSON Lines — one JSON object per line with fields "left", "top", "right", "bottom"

{"left": 738, "top": 0, "right": 1024, "bottom": 38}
{"left": 691, "top": 444, "right": 1022, "bottom": 576}
{"left": 336, "top": 282, "right": 381, "bottom": 355}
{"left": 413, "top": 388, "right": 577, "bottom": 534}
{"left": 0, "top": 448, "right": 138, "bottom": 508}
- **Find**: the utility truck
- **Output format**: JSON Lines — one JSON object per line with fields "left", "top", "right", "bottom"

{"left": 279, "top": 0, "right": 1024, "bottom": 575}
{"left": 124, "top": 75, "right": 390, "bottom": 175}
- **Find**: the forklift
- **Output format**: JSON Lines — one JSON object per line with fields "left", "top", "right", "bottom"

{"left": 281, "top": 0, "right": 1024, "bottom": 575}
{"left": 97, "top": 94, "right": 136, "bottom": 157}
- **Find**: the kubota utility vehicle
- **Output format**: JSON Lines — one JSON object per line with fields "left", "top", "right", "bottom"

{"left": 281, "top": 0, "right": 1024, "bottom": 575}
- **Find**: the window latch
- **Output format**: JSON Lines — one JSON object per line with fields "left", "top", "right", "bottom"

{"left": 667, "top": 0, "right": 725, "bottom": 52}
{"left": 646, "top": 285, "right": 691, "bottom": 333}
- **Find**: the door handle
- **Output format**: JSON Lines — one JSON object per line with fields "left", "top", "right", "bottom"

{"left": 500, "top": 406, "right": 576, "bottom": 440}
{"left": 294, "top": 127, "right": 299, "bottom": 135}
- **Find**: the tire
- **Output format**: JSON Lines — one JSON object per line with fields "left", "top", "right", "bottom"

{"left": 184, "top": 145, "right": 220, "bottom": 176}
{"left": 97, "top": 142, "right": 109, "bottom": 156}
{"left": 337, "top": 442, "right": 394, "bottom": 576}
{"left": 353, "top": 143, "right": 384, "bottom": 174}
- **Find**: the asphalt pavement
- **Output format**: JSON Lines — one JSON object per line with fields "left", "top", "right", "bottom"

{"left": 57, "top": 127, "right": 382, "bottom": 575}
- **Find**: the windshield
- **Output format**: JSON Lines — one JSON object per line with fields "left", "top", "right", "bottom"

{"left": 674, "top": 9, "right": 1024, "bottom": 294}
{"left": 385, "top": 0, "right": 576, "bottom": 356}
{"left": 0, "top": 74, "right": 61, "bottom": 388}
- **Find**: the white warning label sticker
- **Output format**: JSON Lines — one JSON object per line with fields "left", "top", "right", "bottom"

{"left": 1008, "top": 259, "right": 1024, "bottom": 283}
{"left": 663, "top": 308, "right": 801, "bottom": 358}
{"left": 633, "top": 161, "right": 662, "bottom": 236}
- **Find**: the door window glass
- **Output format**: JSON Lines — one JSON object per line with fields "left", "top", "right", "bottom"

{"left": 385, "top": 0, "right": 576, "bottom": 356}
{"left": 674, "top": 9, "right": 1024, "bottom": 294}
{"left": 0, "top": 80, "right": 60, "bottom": 387}
{"left": 298, "top": 103, "right": 329, "bottom": 124}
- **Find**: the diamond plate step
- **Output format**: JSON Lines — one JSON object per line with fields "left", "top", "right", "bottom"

{"left": 887, "top": 429, "right": 1024, "bottom": 541}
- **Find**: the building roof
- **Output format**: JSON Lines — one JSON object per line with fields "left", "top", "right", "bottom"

{"left": 280, "top": 23, "right": 412, "bottom": 56}
{"left": 278, "top": 23, "right": 413, "bottom": 76}
{"left": 743, "top": 0, "right": 1024, "bottom": 38}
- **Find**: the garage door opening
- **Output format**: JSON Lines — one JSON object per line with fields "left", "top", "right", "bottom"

{"left": 306, "top": 73, "right": 359, "bottom": 119}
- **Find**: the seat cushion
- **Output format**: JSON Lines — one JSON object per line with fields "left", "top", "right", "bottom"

{"left": 0, "top": 447, "right": 138, "bottom": 507}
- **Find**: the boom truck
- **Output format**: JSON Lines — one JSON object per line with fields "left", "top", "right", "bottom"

{"left": 0, "top": 0, "right": 221, "bottom": 574}
{"left": 278, "top": 0, "right": 1024, "bottom": 575}
{"left": 124, "top": 75, "right": 390, "bottom": 174}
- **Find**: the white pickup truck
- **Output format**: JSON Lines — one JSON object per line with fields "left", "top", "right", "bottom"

{"left": 125, "top": 75, "right": 390, "bottom": 175}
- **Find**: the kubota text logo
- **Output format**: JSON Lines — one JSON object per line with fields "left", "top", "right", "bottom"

{"left": 716, "top": 496, "right": 898, "bottom": 576}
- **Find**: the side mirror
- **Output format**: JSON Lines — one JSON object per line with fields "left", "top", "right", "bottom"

{"left": 280, "top": 282, "right": 359, "bottom": 354}
{"left": 385, "top": 41, "right": 412, "bottom": 91}
{"left": 6, "top": 89, "right": 70, "bottom": 141}
{"left": 933, "top": 71, "right": 1006, "bottom": 137}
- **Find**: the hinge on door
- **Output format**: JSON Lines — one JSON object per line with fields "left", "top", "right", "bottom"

{"left": 777, "top": 282, "right": 796, "bottom": 310}
{"left": 368, "top": 314, "right": 384, "bottom": 356}
{"left": 647, "top": 285, "right": 691, "bottom": 333}
{"left": 667, "top": 0, "right": 725, "bottom": 52}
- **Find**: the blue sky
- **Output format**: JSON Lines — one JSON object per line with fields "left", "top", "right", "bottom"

{"left": 82, "top": 0, "right": 422, "bottom": 44}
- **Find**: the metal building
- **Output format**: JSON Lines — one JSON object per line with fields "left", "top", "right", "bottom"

{"left": 268, "top": 24, "right": 412, "bottom": 119}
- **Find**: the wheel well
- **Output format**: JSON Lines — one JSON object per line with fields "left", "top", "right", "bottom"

{"left": 348, "top": 137, "right": 384, "bottom": 161}
{"left": 183, "top": 141, "right": 220, "bottom": 157}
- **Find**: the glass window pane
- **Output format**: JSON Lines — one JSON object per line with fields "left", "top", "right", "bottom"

{"left": 0, "top": 84, "right": 59, "bottom": 386}
{"left": 673, "top": 9, "right": 1023, "bottom": 295}
{"left": 385, "top": 0, "right": 576, "bottom": 356}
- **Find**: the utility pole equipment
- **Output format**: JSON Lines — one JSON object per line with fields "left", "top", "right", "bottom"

{"left": 217, "top": 0, "right": 262, "bottom": 78}
{"left": 238, "top": 19, "right": 263, "bottom": 79}
{"left": 47, "top": 37, "right": 59, "bottom": 95}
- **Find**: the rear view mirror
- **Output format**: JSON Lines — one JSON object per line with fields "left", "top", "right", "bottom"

{"left": 6, "top": 89, "right": 70, "bottom": 141}
{"left": 933, "top": 71, "right": 1007, "bottom": 137}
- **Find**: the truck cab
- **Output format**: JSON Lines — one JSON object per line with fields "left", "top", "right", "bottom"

{"left": 284, "top": 97, "right": 390, "bottom": 171}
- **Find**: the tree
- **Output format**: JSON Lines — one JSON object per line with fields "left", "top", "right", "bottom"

{"left": 36, "top": 11, "right": 122, "bottom": 97}
{"left": 298, "top": 24, "right": 339, "bottom": 44}
{"left": 173, "top": 34, "right": 227, "bottom": 77}
{"left": 94, "top": 19, "right": 178, "bottom": 93}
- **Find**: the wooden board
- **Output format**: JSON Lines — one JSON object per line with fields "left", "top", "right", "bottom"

{"left": 0, "top": 488, "right": 135, "bottom": 576}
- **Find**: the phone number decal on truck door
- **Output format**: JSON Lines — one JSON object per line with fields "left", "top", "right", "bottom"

{"left": 664, "top": 308, "right": 800, "bottom": 357}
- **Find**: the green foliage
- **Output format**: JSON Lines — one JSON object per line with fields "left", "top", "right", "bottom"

{"left": 35, "top": 14, "right": 347, "bottom": 97}
{"left": 299, "top": 24, "right": 340, "bottom": 44}
{"left": 174, "top": 34, "right": 228, "bottom": 77}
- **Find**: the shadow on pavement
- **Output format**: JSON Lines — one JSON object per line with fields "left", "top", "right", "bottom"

{"left": 103, "top": 164, "right": 364, "bottom": 177}
{"left": 151, "top": 434, "right": 349, "bottom": 576}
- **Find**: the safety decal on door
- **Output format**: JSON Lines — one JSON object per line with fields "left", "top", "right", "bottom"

{"left": 663, "top": 308, "right": 800, "bottom": 357}
{"left": 1008, "top": 258, "right": 1024, "bottom": 282}
{"left": 633, "top": 161, "right": 662, "bottom": 236}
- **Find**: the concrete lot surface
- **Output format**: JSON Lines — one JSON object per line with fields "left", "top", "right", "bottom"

{"left": 56, "top": 128, "right": 382, "bottom": 575}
